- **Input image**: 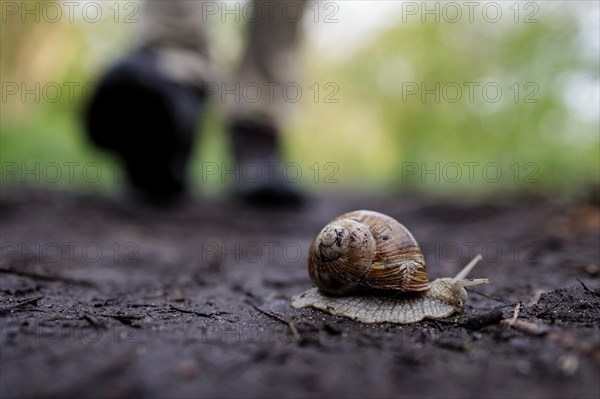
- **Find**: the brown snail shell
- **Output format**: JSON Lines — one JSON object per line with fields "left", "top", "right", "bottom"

{"left": 307, "top": 210, "right": 429, "bottom": 295}
{"left": 292, "top": 210, "right": 489, "bottom": 324}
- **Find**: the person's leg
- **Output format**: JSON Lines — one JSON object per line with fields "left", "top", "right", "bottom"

{"left": 135, "top": 0, "right": 213, "bottom": 85}
{"left": 85, "top": 1, "right": 211, "bottom": 204}
{"left": 228, "top": 0, "right": 307, "bottom": 205}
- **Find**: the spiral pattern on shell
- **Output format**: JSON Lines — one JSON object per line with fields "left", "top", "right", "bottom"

{"left": 308, "top": 210, "right": 430, "bottom": 296}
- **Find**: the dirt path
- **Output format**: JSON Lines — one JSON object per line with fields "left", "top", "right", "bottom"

{"left": 1, "top": 188, "right": 599, "bottom": 398}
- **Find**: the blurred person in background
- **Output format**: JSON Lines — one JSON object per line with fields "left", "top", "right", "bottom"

{"left": 85, "top": 0, "right": 306, "bottom": 206}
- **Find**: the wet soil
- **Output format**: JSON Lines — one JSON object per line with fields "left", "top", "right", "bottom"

{"left": 0, "top": 187, "right": 599, "bottom": 399}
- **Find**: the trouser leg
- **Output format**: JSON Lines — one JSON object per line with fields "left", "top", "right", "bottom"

{"left": 136, "top": 0, "right": 213, "bottom": 86}
{"left": 227, "top": 0, "right": 307, "bottom": 205}
{"left": 229, "top": 0, "right": 307, "bottom": 130}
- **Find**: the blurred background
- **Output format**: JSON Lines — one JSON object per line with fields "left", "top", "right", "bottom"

{"left": 1, "top": 0, "right": 598, "bottom": 199}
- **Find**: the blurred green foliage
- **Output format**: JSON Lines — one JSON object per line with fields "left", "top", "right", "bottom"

{"left": 1, "top": 1, "right": 598, "bottom": 198}
{"left": 290, "top": 3, "right": 599, "bottom": 197}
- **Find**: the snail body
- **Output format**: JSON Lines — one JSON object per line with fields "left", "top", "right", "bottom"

{"left": 291, "top": 210, "right": 489, "bottom": 324}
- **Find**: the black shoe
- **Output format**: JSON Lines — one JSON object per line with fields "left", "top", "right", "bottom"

{"left": 228, "top": 119, "right": 305, "bottom": 207}
{"left": 84, "top": 48, "right": 204, "bottom": 204}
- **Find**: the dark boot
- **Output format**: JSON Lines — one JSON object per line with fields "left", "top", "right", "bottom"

{"left": 84, "top": 48, "right": 205, "bottom": 204}
{"left": 228, "top": 119, "right": 305, "bottom": 207}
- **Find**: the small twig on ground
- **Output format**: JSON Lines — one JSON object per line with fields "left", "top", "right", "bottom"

{"left": 82, "top": 313, "right": 107, "bottom": 329}
{"left": 464, "top": 310, "right": 504, "bottom": 330}
{"left": 169, "top": 304, "right": 230, "bottom": 318}
{"left": 576, "top": 278, "right": 590, "bottom": 292}
{"left": 536, "top": 293, "right": 568, "bottom": 317}
{"left": 248, "top": 302, "right": 301, "bottom": 341}
{"left": 0, "top": 296, "right": 44, "bottom": 315}
{"left": 501, "top": 303, "right": 546, "bottom": 335}
{"left": 100, "top": 313, "right": 144, "bottom": 327}
{"left": 508, "top": 303, "right": 521, "bottom": 325}
{"left": 127, "top": 303, "right": 160, "bottom": 308}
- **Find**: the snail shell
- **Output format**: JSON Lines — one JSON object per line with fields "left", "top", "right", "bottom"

{"left": 307, "top": 210, "right": 429, "bottom": 295}
{"left": 291, "top": 210, "right": 489, "bottom": 324}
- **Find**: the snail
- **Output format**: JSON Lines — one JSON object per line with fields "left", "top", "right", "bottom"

{"left": 291, "top": 210, "right": 489, "bottom": 324}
